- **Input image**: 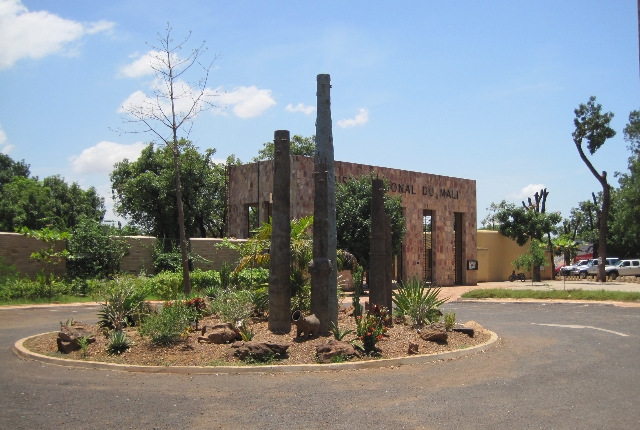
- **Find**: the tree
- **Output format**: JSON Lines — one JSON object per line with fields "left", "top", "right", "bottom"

{"left": 0, "top": 153, "right": 30, "bottom": 189}
{"left": 116, "top": 26, "right": 218, "bottom": 294}
{"left": 481, "top": 200, "right": 511, "bottom": 230}
{"left": 0, "top": 175, "right": 104, "bottom": 232}
{"left": 252, "top": 135, "right": 316, "bottom": 162}
{"left": 335, "top": 175, "right": 406, "bottom": 270}
{"left": 494, "top": 190, "right": 561, "bottom": 282}
{"left": 609, "top": 110, "right": 640, "bottom": 258}
{"left": 111, "top": 141, "right": 233, "bottom": 241}
{"left": 572, "top": 96, "right": 616, "bottom": 282}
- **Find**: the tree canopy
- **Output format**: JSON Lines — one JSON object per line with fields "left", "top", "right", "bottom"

{"left": 252, "top": 135, "right": 316, "bottom": 162}
{"left": 110, "top": 140, "right": 235, "bottom": 242}
{"left": 335, "top": 175, "right": 406, "bottom": 270}
{"left": 0, "top": 155, "right": 105, "bottom": 232}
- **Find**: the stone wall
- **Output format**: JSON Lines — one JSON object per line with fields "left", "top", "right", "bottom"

{"left": 228, "top": 156, "right": 478, "bottom": 286}
{"left": 0, "top": 233, "right": 243, "bottom": 278}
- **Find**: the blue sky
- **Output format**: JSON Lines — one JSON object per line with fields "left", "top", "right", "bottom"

{"left": 0, "top": 0, "right": 638, "bottom": 226}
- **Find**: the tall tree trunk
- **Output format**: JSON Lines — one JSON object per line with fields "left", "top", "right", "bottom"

{"left": 598, "top": 178, "right": 610, "bottom": 282}
{"left": 173, "top": 149, "right": 191, "bottom": 295}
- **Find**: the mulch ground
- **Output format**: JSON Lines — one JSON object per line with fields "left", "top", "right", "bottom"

{"left": 24, "top": 308, "right": 491, "bottom": 367}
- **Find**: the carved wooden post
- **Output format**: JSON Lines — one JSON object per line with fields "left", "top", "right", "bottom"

{"left": 384, "top": 214, "right": 393, "bottom": 315}
{"left": 268, "top": 130, "right": 291, "bottom": 333}
{"left": 369, "top": 178, "right": 386, "bottom": 307}
{"left": 315, "top": 74, "right": 338, "bottom": 327}
{"left": 309, "top": 158, "right": 332, "bottom": 333}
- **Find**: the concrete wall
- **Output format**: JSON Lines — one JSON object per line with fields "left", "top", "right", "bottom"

{"left": 0, "top": 233, "right": 242, "bottom": 278}
{"left": 476, "top": 230, "right": 552, "bottom": 282}
{"left": 0, "top": 232, "right": 66, "bottom": 279}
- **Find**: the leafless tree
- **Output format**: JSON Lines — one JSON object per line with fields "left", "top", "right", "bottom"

{"left": 117, "top": 24, "right": 219, "bottom": 294}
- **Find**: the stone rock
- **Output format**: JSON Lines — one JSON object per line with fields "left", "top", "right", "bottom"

{"left": 231, "top": 341, "right": 290, "bottom": 361}
{"left": 198, "top": 323, "right": 240, "bottom": 344}
{"left": 315, "top": 340, "right": 357, "bottom": 363}
{"left": 57, "top": 322, "right": 95, "bottom": 354}
{"left": 464, "top": 321, "right": 487, "bottom": 337}
{"left": 407, "top": 342, "right": 419, "bottom": 355}
{"left": 452, "top": 326, "right": 475, "bottom": 337}
{"left": 420, "top": 322, "right": 448, "bottom": 342}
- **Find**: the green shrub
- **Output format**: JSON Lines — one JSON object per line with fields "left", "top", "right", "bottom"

{"left": 329, "top": 321, "right": 353, "bottom": 341}
{"left": 95, "top": 276, "right": 149, "bottom": 330}
{"left": 355, "top": 312, "right": 386, "bottom": 353}
{"left": 251, "top": 285, "right": 269, "bottom": 314}
{"left": 291, "top": 283, "right": 311, "bottom": 313}
{"left": 210, "top": 289, "right": 254, "bottom": 324}
{"left": 190, "top": 269, "right": 220, "bottom": 291}
{"left": 0, "top": 275, "right": 73, "bottom": 301}
{"left": 106, "top": 330, "right": 132, "bottom": 355}
{"left": 139, "top": 301, "right": 197, "bottom": 345}
{"left": 148, "top": 271, "right": 183, "bottom": 300}
{"left": 392, "top": 278, "right": 448, "bottom": 326}
{"left": 233, "top": 267, "right": 269, "bottom": 289}
{"left": 444, "top": 311, "right": 456, "bottom": 331}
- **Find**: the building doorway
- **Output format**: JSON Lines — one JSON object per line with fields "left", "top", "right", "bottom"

{"left": 423, "top": 210, "right": 433, "bottom": 284}
{"left": 454, "top": 212, "right": 463, "bottom": 285}
{"left": 247, "top": 203, "right": 259, "bottom": 237}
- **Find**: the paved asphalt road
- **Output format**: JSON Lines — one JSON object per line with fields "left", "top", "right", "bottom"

{"left": 1, "top": 301, "right": 638, "bottom": 430}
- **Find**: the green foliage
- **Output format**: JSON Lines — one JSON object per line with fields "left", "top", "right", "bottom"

{"left": 573, "top": 96, "right": 616, "bottom": 156}
{"left": 291, "top": 283, "right": 311, "bottom": 313}
{"left": 17, "top": 226, "right": 70, "bottom": 265}
{"left": 76, "top": 335, "right": 93, "bottom": 358}
{"left": 444, "top": 311, "right": 456, "bottom": 331}
{"left": 493, "top": 201, "right": 561, "bottom": 247}
{"left": 0, "top": 153, "right": 30, "bottom": 189}
{"left": 0, "top": 170, "right": 105, "bottom": 232}
{"left": 66, "top": 218, "right": 130, "bottom": 283}
{"left": 0, "top": 275, "right": 72, "bottom": 301}
{"left": 512, "top": 239, "right": 546, "bottom": 273}
{"left": 110, "top": 141, "right": 231, "bottom": 238}
{"left": 190, "top": 269, "right": 220, "bottom": 291}
{"left": 329, "top": 321, "right": 354, "bottom": 341}
{"left": 392, "top": 278, "right": 448, "bottom": 327}
{"left": 106, "top": 330, "right": 132, "bottom": 355}
{"left": 139, "top": 301, "right": 197, "bottom": 346}
{"left": 94, "top": 276, "right": 149, "bottom": 330}
{"left": 461, "top": 288, "right": 640, "bottom": 302}
{"left": 219, "top": 261, "right": 232, "bottom": 289}
{"left": 209, "top": 289, "right": 254, "bottom": 324}
{"left": 239, "top": 321, "right": 254, "bottom": 341}
{"left": 252, "top": 134, "right": 316, "bottom": 162}
{"left": 336, "top": 175, "right": 406, "bottom": 269}
{"left": 352, "top": 266, "right": 363, "bottom": 317}
{"left": 148, "top": 271, "right": 184, "bottom": 300}
{"left": 251, "top": 285, "right": 269, "bottom": 314}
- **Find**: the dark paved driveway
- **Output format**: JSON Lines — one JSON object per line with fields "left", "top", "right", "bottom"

{"left": 1, "top": 301, "right": 638, "bottom": 429}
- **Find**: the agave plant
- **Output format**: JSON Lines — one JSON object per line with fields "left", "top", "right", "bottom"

{"left": 392, "top": 278, "right": 449, "bottom": 326}
{"left": 106, "top": 330, "right": 132, "bottom": 355}
{"left": 329, "top": 321, "right": 354, "bottom": 341}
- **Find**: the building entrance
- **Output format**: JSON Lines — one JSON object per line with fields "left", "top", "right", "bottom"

{"left": 454, "top": 212, "right": 463, "bottom": 285}
{"left": 423, "top": 210, "right": 433, "bottom": 284}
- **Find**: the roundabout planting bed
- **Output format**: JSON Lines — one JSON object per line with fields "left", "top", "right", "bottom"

{"left": 17, "top": 309, "right": 495, "bottom": 372}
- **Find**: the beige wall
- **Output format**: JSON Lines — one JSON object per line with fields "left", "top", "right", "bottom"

{"left": 0, "top": 233, "right": 242, "bottom": 278}
{"left": 476, "top": 230, "right": 552, "bottom": 282}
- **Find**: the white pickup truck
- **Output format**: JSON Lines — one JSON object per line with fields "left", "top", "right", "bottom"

{"left": 605, "top": 259, "right": 640, "bottom": 279}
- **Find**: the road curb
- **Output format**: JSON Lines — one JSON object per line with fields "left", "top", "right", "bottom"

{"left": 13, "top": 330, "right": 499, "bottom": 374}
{"left": 456, "top": 298, "right": 640, "bottom": 307}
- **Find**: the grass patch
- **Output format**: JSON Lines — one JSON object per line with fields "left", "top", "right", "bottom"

{"left": 461, "top": 288, "right": 640, "bottom": 302}
{"left": 0, "top": 295, "right": 97, "bottom": 307}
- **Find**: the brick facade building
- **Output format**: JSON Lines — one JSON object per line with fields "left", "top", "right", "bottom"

{"left": 228, "top": 156, "right": 477, "bottom": 286}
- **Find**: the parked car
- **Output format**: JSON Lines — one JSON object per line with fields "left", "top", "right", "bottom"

{"left": 559, "top": 259, "right": 589, "bottom": 276}
{"left": 604, "top": 259, "right": 640, "bottom": 280}
{"left": 571, "top": 257, "right": 620, "bottom": 279}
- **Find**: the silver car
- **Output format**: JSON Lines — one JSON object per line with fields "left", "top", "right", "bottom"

{"left": 605, "top": 259, "right": 640, "bottom": 279}
{"left": 584, "top": 257, "right": 621, "bottom": 278}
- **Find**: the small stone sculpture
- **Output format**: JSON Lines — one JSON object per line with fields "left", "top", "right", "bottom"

{"left": 57, "top": 321, "right": 95, "bottom": 354}
{"left": 292, "top": 310, "right": 320, "bottom": 340}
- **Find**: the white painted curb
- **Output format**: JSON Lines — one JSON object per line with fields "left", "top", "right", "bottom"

{"left": 13, "top": 331, "right": 498, "bottom": 374}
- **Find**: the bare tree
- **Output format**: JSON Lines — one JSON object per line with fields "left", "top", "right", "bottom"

{"left": 572, "top": 96, "right": 616, "bottom": 283}
{"left": 117, "top": 24, "right": 219, "bottom": 294}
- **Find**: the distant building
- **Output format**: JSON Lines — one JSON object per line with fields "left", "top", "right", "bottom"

{"left": 227, "top": 156, "right": 477, "bottom": 287}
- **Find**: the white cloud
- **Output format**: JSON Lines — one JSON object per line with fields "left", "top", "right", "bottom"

{"left": 69, "top": 141, "right": 146, "bottom": 174}
{"left": 509, "top": 184, "right": 546, "bottom": 200}
{"left": 119, "top": 50, "right": 179, "bottom": 78}
{"left": 216, "top": 86, "right": 276, "bottom": 118}
{"left": 337, "top": 108, "right": 369, "bottom": 128}
{"left": 0, "top": 0, "right": 114, "bottom": 70}
{"left": 0, "top": 123, "right": 13, "bottom": 154}
{"left": 286, "top": 103, "right": 315, "bottom": 115}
